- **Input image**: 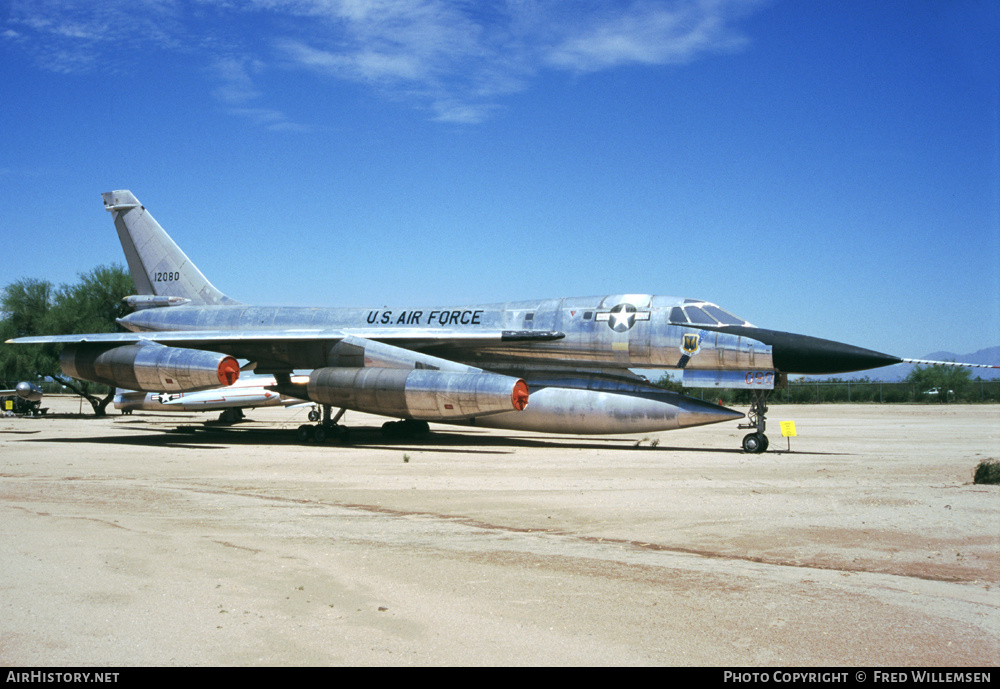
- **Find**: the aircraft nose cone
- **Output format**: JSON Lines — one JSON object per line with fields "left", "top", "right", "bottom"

{"left": 718, "top": 326, "right": 901, "bottom": 375}
{"left": 676, "top": 396, "right": 744, "bottom": 429}
{"left": 768, "top": 332, "right": 901, "bottom": 374}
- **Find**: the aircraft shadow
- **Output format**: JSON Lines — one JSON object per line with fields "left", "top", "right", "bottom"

{"left": 13, "top": 420, "right": 839, "bottom": 455}
{"left": 18, "top": 415, "right": 840, "bottom": 455}
{"left": 29, "top": 424, "right": 633, "bottom": 453}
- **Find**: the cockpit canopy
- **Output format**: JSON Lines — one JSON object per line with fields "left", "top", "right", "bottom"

{"left": 668, "top": 301, "right": 753, "bottom": 327}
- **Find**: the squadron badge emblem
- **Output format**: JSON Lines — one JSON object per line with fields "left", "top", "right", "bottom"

{"left": 682, "top": 333, "right": 701, "bottom": 356}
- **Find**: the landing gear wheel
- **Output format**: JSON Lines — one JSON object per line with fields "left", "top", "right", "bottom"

{"left": 297, "top": 420, "right": 350, "bottom": 444}
{"left": 218, "top": 408, "right": 245, "bottom": 424}
{"left": 296, "top": 424, "right": 313, "bottom": 443}
{"left": 738, "top": 386, "right": 777, "bottom": 453}
{"left": 742, "top": 432, "right": 768, "bottom": 454}
{"left": 381, "top": 419, "right": 430, "bottom": 439}
{"left": 307, "top": 408, "right": 321, "bottom": 422}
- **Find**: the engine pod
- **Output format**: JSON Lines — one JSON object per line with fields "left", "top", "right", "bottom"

{"left": 15, "top": 382, "right": 43, "bottom": 402}
{"left": 60, "top": 344, "right": 239, "bottom": 392}
{"left": 307, "top": 367, "right": 528, "bottom": 420}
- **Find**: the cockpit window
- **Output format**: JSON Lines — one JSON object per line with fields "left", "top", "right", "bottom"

{"left": 702, "top": 305, "right": 746, "bottom": 326}
{"left": 671, "top": 301, "right": 753, "bottom": 327}
{"left": 683, "top": 306, "right": 717, "bottom": 325}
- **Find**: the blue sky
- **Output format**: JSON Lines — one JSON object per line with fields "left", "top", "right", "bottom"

{"left": 1, "top": 0, "right": 998, "bottom": 359}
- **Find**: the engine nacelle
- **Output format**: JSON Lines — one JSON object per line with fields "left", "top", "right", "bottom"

{"left": 60, "top": 344, "right": 240, "bottom": 393}
{"left": 307, "top": 367, "right": 528, "bottom": 420}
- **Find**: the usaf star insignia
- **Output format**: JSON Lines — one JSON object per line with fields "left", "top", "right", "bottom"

{"left": 596, "top": 303, "right": 651, "bottom": 332}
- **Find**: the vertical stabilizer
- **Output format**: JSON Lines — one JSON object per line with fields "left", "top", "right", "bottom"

{"left": 102, "top": 190, "right": 239, "bottom": 306}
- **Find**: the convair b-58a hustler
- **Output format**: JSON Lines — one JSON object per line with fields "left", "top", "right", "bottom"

{"left": 10, "top": 191, "right": 996, "bottom": 451}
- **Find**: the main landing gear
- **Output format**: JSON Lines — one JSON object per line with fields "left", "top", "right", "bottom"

{"left": 739, "top": 388, "right": 770, "bottom": 454}
{"left": 380, "top": 419, "right": 430, "bottom": 439}
{"left": 217, "top": 407, "right": 245, "bottom": 424}
{"left": 297, "top": 405, "right": 350, "bottom": 444}
{"left": 295, "top": 408, "right": 432, "bottom": 444}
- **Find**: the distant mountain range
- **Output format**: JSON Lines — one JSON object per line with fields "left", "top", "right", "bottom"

{"left": 809, "top": 346, "right": 1000, "bottom": 381}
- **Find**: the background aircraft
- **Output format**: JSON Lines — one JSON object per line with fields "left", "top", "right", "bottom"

{"left": 10, "top": 191, "right": 996, "bottom": 451}
{"left": 0, "top": 382, "right": 46, "bottom": 417}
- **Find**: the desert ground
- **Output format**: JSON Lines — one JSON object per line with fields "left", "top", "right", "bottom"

{"left": 1, "top": 397, "right": 997, "bottom": 666}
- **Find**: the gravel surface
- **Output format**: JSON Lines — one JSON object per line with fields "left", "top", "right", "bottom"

{"left": 2, "top": 398, "right": 997, "bottom": 666}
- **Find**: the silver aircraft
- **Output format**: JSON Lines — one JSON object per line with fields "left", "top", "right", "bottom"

{"left": 0, "top": 382, "right": 46, "bottom": 417}
{"left": 10, "top": 191, "right": 996, "bottom": 451}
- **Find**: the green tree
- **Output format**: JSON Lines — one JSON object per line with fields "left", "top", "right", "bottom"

{"left": 652, "top": 372, "right": 683, "bottom": 393}
{"left": 49, "top": 264, "right": 135, "bottom": 336}
{"left": 0, "top": 278, "right": 59, "bottom": 387}
{"left": 905, "top": 364, "right": 971, "bottom": 403}
{"left": 1, "top": 264, "right": 135, "bottom": 415}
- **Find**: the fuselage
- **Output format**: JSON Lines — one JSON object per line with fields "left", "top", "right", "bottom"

{"left": 118, "top": 294, "right": 779, "bottom": 375}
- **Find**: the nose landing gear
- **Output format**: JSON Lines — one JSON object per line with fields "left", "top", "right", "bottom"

{"left": 739, "top": 389, "right": 770, "bottom": 453}
{"left": 742, "top": 431, "right": 769, "bottom": 453}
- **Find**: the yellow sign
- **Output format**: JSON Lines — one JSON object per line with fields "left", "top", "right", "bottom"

{"left": 780, "top": 421, "right": 797, "bottom": 437}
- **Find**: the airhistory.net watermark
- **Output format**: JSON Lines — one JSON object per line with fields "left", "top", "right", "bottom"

{"left": 6, "top": 673, "right": 119, "bottom": 684}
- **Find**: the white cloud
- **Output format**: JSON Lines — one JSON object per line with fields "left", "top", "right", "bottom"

{"left": 4, "top": 0, "right": 185, "bottom": 71}
{"left": 229, "top": 106, "right": 314, "bottom": 132}
{"left": 276, "top": 39, "right": 427, "bottom": 82}
{"left": 430, "top": 99, "right": 499, "bottom": 124}
{"left": 545, "top": 1, "right": 750, "bottom": 72}
{"left": 211, "top": 56, "right": 264, "bottom": 105}
{"left": 264, "top": 0, "right": 759, "bottom": 121}
{"left": 4, "top": 0, "right": 762, "bottom": 124}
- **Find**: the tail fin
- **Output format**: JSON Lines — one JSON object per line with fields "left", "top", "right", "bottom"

{"left": 102, "top": 190, "right": 240, "bottom": 306}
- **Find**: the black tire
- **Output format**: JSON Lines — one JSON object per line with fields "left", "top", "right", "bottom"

{"left": 742, "top": 433, "right": 764, "bottom": 453}
{"left": 381, "top": 421, "right": 400, "bottom": 439}
{"left": 296, "top": 424, "right": 313, "bottom": 443}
